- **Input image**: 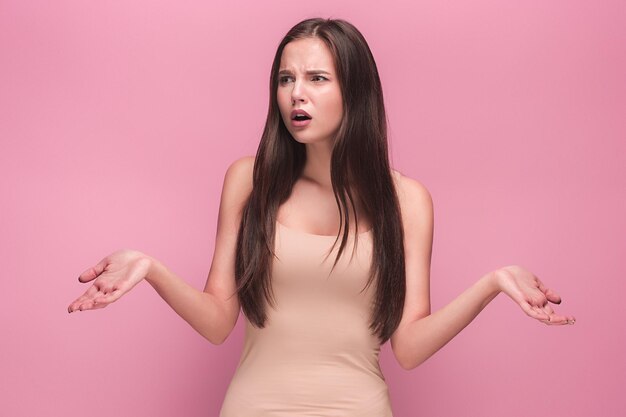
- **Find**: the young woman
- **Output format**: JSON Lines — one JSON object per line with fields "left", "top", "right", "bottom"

{"left": 67, "top": 17, "right": 575, "bottom": 416}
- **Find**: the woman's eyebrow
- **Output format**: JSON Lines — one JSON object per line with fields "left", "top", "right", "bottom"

{"left": 278, "top": 69, "right": 331, "bottom": 75}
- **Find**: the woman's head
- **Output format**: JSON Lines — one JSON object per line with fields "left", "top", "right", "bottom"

{"left": 270, "top": 18, "right": 387, "bottom": 150}
{"left": 276, "top": 37, "right": 343, "bottom": 146}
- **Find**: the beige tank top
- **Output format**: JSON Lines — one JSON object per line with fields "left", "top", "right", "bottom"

{"left": 219, "top": 220, "right": 393, "bottom": 416}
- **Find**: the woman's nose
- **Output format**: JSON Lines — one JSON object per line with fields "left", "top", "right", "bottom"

{"left": 291, "top": 81, "right": 307, "bottom": 103}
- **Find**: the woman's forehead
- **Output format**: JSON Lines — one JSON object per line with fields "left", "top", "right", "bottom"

{"left": 279, "top": 38, "right": 335, "bottom": 73}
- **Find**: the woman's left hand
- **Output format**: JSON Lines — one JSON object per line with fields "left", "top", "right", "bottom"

{"left": 495, "top": 265, "right": 576, "bottom": 325}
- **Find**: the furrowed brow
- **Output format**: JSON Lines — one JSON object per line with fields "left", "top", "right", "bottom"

{"left": 278, "top": 69, "right": 331, "bottom": 75}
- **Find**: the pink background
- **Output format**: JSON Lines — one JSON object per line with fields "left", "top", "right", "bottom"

{"left": 1, "top": 1, "right": 624, "bottom": 416}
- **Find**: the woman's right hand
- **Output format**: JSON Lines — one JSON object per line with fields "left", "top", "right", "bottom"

{"left": 68, "top": 249, "right": 153, "bottom": 313}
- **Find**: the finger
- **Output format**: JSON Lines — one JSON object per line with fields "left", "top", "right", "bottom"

{"left": 94, "top": 281, "right": 111, "bottom": 293}
{"left": 542, "top": 304, "right": 576, "bottom": 325}
{"left": 69, "top": 286, "right": 104, "bottom": 312}
{"left": 540, "top": 304, "right": 561, "bottom": 325}
{"left": 69, "top": 295, "right": 92, "bottom": 312}
{"left": 547, "top": 312, "right": 573, "bottom": 325}
{"left": 69, "top": 286, "right": 101, "bottom": 311}
{"left": 520, "top": 300, "right": 549, "bottom": 320}
{"left": 93, "top": 289, "right": 123, "bottom": 305}
{"left": 536, "top": 278, "right": 561, "bottom": 304}
{"left": 70, "top": 298, "right": 93, "bottom": 312}
{"left": 78, "top": 258, "right": 108, "bottom": 283}
{"left": 73, "top": 289, "right": 124, "bottom": 312}
{"left": 533, "top": 307, "right": 551, "bottom": 325}
{"left": 76, "top": 291, "right": 106, "bottom": 311}
{"left": 531, "top": 305, "right": 552, "bottom": 324}
{"left": 542, "top": 303, "right": 554, "bottom": 315}
{"left": 80, "top": 299, "right": 108, "bottom": 311}
{"left": 545, "top": 288, "right": 562, "bottom": 304}
{"left": 74, "top": 303, "right": 97, "bottom": 311}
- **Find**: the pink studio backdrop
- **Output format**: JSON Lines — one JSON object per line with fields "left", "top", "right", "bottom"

{"left": 1, "top": 1, "right": 624, "bottom": 416}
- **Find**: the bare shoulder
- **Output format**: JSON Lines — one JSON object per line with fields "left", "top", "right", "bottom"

{"left": 226, "top": 155, "right": 255, "bottom": 182}
{"left": 390, "top": 169, "right": 433, "bottom": 210}
{"left": 390, "top": 169, "right": 434, "bottom": 237}
{"left": 222, "top": 155, "right": 255, "bottom": 197}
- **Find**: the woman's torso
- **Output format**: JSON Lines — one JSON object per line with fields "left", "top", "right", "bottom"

{"left": 219, "top": 181, "right": 393, "bottom": 416}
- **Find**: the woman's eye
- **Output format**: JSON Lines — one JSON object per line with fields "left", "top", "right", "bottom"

{"left": 278, "top": 75, "right": 327, "bottom": 84}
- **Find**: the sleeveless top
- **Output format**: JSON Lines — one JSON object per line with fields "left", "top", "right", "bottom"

{"left": 219, "top": 220, "right": 394, "bottom": 416}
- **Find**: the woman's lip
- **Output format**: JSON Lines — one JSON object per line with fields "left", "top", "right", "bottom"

{"left": 291, "top": 118, "right": 312, "bottom": 127}
{"left": 291, "top": 109, "right": 312, "bottom": 119}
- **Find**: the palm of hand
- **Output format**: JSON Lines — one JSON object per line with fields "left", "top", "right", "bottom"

{"left": 496, "top": 265, "right": 576, "bottom": 325}
{"left": 68, "top": 249, "right": 151, "bottom": 313}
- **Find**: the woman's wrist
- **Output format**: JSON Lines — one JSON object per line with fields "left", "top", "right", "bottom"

{"left": 484, "top": 270, "right": 503, "bottom": 295}
{"left": 144, "top": 255, "right": 162, "bottom": 286}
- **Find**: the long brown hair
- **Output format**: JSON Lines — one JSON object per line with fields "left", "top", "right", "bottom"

{"left": 234, "top": 17, "right": 405, "bottom": 344}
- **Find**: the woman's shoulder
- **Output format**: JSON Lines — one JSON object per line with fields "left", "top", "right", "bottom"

{"left": 229, "top": 155, "right": 255, "bottom": 170}
{"left": 391, "top": 169, "right": 434, "bottom": 229}
{"left": 226, "top": 155, "right": 255, "bottom": 181}
{"left": 222, "top": 156, "right": 255, "bottom": 201}
{"left": 391, "top": 169, "right": 431, "bottom": 201}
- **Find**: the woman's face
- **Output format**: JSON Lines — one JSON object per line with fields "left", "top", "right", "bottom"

{"left": 276, "top": 37, "right": 343, "bottom": 144}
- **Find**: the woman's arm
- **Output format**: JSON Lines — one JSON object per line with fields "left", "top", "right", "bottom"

{"left": 393, "top": 271, "right": 500, "bottom": 370}
{"left": 68, "top": 249, "right": 233, "bottom": 345}
{"left": 144, "top": 258, "right": 232, "bottom": 345}
{"left": 68, "top": 156, "right": 255, "bottom": 346}
{"left": 395, "top": 268, "right": 575, "bottom": 370}
{"left": 144, "top": 157, "right": 254, "bottom": 344}
{"left": 390, "top": 174, "right": 575, "bottom": 370}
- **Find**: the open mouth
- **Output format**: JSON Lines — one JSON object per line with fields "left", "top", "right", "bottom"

{"left": 292, "top": 114, "right": 312, "bottom": 121}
